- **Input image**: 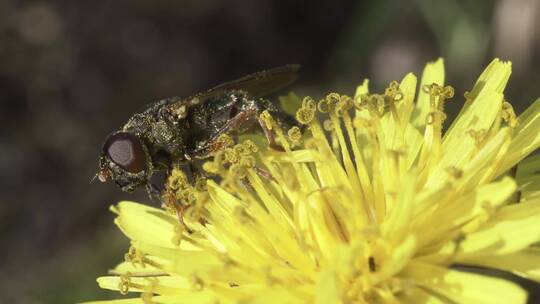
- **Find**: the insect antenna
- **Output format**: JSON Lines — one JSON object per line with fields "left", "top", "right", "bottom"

{"left": 89, "top": 173, "right": 99, "bottom": 184}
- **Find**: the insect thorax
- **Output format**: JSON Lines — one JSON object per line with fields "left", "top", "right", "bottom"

{"left": 123, "top": 97, "right": 189, "bottom": 164}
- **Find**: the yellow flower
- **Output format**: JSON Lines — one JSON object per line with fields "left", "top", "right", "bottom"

{"left": 86, "top": 59, "right": 540, "bottom": 304}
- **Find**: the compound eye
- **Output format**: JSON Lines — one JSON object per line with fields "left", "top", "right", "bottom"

{"left": 104, "top": 132, "right": 147, "bottom": 173}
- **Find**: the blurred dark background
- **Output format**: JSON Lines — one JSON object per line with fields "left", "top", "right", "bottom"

{"left": 1, "top": 0, "right": 539, "bottom": 303}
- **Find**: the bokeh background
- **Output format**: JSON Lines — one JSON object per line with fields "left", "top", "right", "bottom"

{"left": 1, "top": 0, "right": 540, "bottom": 303}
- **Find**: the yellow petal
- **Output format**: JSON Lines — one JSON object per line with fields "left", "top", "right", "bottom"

{"left": 81, "top": 296, "right": 213, "bottom": 304}
{"left": 354, "top": 79, "right": 370, "bottom": 119}
{"left": 396, "top": 72, "right": 418, "bottom": 130}
{"left": 415, "top": 177, "right": 516, "bottom": 253}
{"left": 80, "top": 298, "right": 144, "bottom": 304}
{"left": 132, "top": 241, "right": 222, "bottom": 277}
{"left": 440, "top": 59, "right": 511, "bottom": 172}
{"left": 112, "top": 202, "right": 179, "bottom": 249}
{"left": 381, "top": 172, "right": 416, "bottom": 241}
{"left": 412, "top": 58, "right": 444, "bottom": 130}
{"left": 96, "top": 276, "right": 185, "bottom": 294}
{"left": 240, "top": 287, "right": 304, "bottom": 304}
{"left": 279, "top": 92, "right": 302, "bottom": 116}
{"left": 457, "top": 198, "right": 540, "bottom": 256}
{"left": 499, "top": 97, "right": 540, "bottom": 175}
{"left": 402, "top": 261, "right": 527, "bottom": 304}
{"left": 354, "top": 78, "right": 370, "bottom": 98}
{"left": 397, "top": 286, "right": 447, "bottom": 304}
{"left": 459, "top": 247, "right": 540, "bottom": 283}
{"left": 315, "top": 271, "right": 341, "bottom": 304}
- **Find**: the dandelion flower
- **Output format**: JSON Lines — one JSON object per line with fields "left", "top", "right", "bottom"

{"left": 86, "top": 59, "right": 540, "bottom": 304}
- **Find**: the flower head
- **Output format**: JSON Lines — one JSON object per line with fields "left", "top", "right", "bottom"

{"left": 87, "top": 59, "right": 540, "bottom": 304}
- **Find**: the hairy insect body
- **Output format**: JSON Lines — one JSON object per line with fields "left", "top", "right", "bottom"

{"left": 123, "top": 98, "right": 186, "bottom": 163}
{"left": 97, "top": 65, "right": 300, "bottom": 196}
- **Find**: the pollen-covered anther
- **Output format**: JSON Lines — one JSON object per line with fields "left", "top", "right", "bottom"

{"left": 236, "top": 141, "right": 256, "bottom": 156}
{"left": 295, "top": 97, "right": 317, "bottom": 124}
{"left": 118, "top": 272, "right": 132, "bottom": 295}
{"left": 442, "top": 85, "right": 455, "bottom": 99}
{"left": 384, "top": 81, "right": 404, "bottom": 102}
{"left": 326, "top": 92, "right": 341, "bottom": 106}
{"left": 216, "top": 134, "right": 234, "bottom": 149}
{"left": 423, "top": 83, "right": 443, "bottom": 97}
{"left": 125, "top": 246, "right": 144, "bottom": 267}
{"left": 224, "top": 148, "right": 240, "bottom": 164}
{"left": 302, "top": 96, "right": 317, "bottom": 111}
{"left": 177, "top": 187, "right": 196, "bottom": 203}
{"left": 335, "top": 95, "right": 354, "bottom": 116}
{"left": 118, "top": 272, "right": 145, "bottom": 295}
{"left": 502, "top": 101, "right": 517, "bottom": 128}
{"left": 260, "top": 110, "right": 276, "bottom": 130}
{"left": 367, "top": 94, "right": 386, "bottom": 116}
{"left": 240, "top": 155, "right": 255, "bottom": 168}
{"left": 317, "top": 98, "right": 331, "bottom": 113}
{"left": 288, "top": 126, "right": 303, "bottom": 145}
{"left": 125, "top": 246, "right": 162, "bottom": 269}
{"left": 353, "top": 94, "right": 369, "bottom": 111}
{"left": 242, "top": 139, "right": 259, "bottom": 153}
{"left": 233, "top": 144, "right": 249, "bottom": 156}
{"left": 194, "top": 177, "right": 207, "bottom": 192}
{"left": 167, "top": 167, "right": 189, "bottom": 190}
{"left": 296, "top": 107, "right": 315, "bottom": 125}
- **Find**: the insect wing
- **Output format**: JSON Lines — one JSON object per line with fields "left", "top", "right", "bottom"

{"left": 187, "top": 64, "right": 300, "bottom": 105}
{"left": 211, "top": 64, "right": 300, "bottom": 97}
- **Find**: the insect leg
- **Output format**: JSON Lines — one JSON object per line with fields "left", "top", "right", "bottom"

{"left": 145, "top": 183, "right": 162, "bottom": 203}
{"left": 190, "top": 110, "right": 253, "bottom": 158}
{"left": 256, "top": 117, "right": 286, "bottom": 151}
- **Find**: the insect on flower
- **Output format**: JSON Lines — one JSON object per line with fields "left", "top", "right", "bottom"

{"left": 95, "top": 65, "right": 301, "bottom": 203}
